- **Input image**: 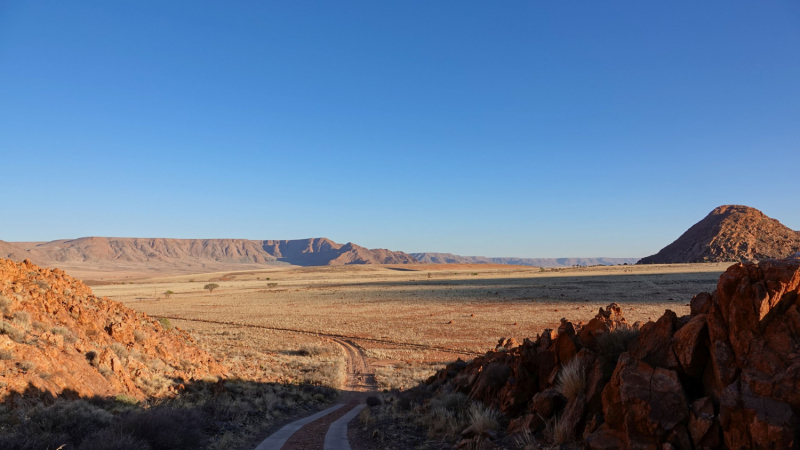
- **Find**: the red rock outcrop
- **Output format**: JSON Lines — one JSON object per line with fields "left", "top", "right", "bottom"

{"left": 426, "top": 257, "right": 800, "bottom": 449}
{"left": 639, "top": 205, "right": 800, "bottom": 264}
{"left": 0, "top": 258, "right": 226, "bottom": 403}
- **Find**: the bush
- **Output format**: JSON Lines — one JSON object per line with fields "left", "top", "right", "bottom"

{"left": 158, "top": 318, "right": 172, "bottom": 330}
{"left": 26, "top": 400, "right": 114, "bottom": 445}
{"left": 111, "top": 343, "right": 129, "bottom": 359}
{"left": 115, "top": 407, "right": 204, "bottom": 450}
{"left": 480, "top": 363, "right": 511, "bottom": 389}
{"left": 51, "top": 326, "right": 78, "bottom": 343}
{"left": 467, "top": 402, "right": 500, "bottom": 434}
{"left": 12, "top": 311, "right": 31, "bottom": 329}
{"left": 0, "top": 321, "right": 25, "bottom": 342}
{"left": 0, "top": 350, "right": 13, "bottom": 360}
{"left": 544, "top": 415, "right": 573, "bottom": 444}
{"left": 425, "top": 392, "right": 471, "bottom": 436}
{"left": 596, "top": 325, "right": 640, "bottom": 363}
{"left": 204, "top": 283, "right": 219, "bottom": 293}
{"left": 365, "top": 396, "right": 381, "bottom": 407}
{"left": 297, "top": 344, "right": 328, "bottom": 357}
{"left": 163, "top": 290, "right": 174, "bottom": 299}
{"left": 114, "top": 395, "right": 138, "bottom": 405}
{"left": 78, "top": 428, "right": 152, "bottom": 450}
{"left": 556, "top": 358, "right": 585, "bottom": 401}
{"left": 0, "top": 295, "right": 12, "bottom": 315}
{"left": 267, "top": 282, "right": 278, "bottom": 288}
{"left": 0, "top": 430, "right": 71, "bottom": 450}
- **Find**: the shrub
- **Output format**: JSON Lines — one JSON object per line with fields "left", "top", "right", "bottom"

{"left": 26, "top": 400, "right": 113, "bottom": 444}
{"left": 18, "top": 361, "right": 36, "bottom": 372}
{"left": 0, "top": 321, "right": 25, "bottom": 342}
{"left": 78, "top": 428, "right": 152, "bottom": 450}
{"left": 133, "top": 330, "right": 146, "bottom": 343}
{"left": 544, "top": 415, "right": 573, "bottom": 444}
{"left": 425, "top": 392, "right": 471, "bottom": 436}
{"left": 0, "top": 430, "right": 71, "bottom": 450}
{"left": 52, "top": 326, "right": 78, "bottom": 344}
{"left": 0, "top": 350, "right": 13, "bottom": 360}
{"left": 297, "top": 344, "right": 328, "bottom": 357}
{"left": 0, "top": 295, "right": 12, "bottom": 315}
{"left": 35, "top": 280, "right": 51, "bottom": 291}
{"left": 556, "top": 358, "right": 585, "bottom": 401}
{"left": 12, "top": 311, "right": 31, "bottom": 330}
{"left": 203, "top": 283, "right": 219, "bottom": 293}
{"left": 115, "top": 407, "right": 204, "bottom": 450}
{"left": 481, "top": 363, "right": 511, "bottom": 389}
{"left": 366, "top": 396, "right": 382, "bottom": 407}
{"left": 86, "top": 351, "right": 99, "bottom": 366}
{"left": 267, "top": 282, "right": 278, "bottom": 288}
{"left": 467, "top": 402, "right": 500, "bottom": 434}
{"left": 157, "top": 318, "right": 172, "bottom": 330}
{"left": 596, "top": 325, "right": 640, "bottom": 363}
{"left": 111, "top": 343, "right": 129, "bottom": 359}
{"left": 114, "top": 395, "right": 138, "bottom": 405}
{"left": 32, "top": 321, "right": 48, "bottom": 332}
{"left": 163, "top": 290, "right": 174, "bottom": 299}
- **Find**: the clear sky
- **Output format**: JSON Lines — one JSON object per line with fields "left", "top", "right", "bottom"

{"left": 1, "top": 1, "right": 798, "bottom": 258}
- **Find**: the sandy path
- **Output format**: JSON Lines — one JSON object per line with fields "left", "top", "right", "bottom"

{"left": 255, "top": 337, "right": 376, "bottom": 450}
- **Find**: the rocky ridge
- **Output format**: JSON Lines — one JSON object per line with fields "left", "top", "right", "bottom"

{"left": 0, "top": 258, "right": 225, "bottom": 402}
{"left": 425, "top": 257, "right": 800, "bottom": 448}
{"left": 640, "top": 205, "right": 800, "bottom": 264}
{"left": 0, "top": 237, "right": 417, "bottom": 276}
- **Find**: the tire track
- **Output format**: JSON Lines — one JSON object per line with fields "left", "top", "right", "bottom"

{"left": 330, "top": 338, "right": 375, "bottom": 391}
{"left": 152, "top": 314, "right": 483, "bottom": 357}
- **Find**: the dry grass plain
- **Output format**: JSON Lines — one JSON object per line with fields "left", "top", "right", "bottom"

{"left": 91, "top": 262, "right": 731, "bottom": 391}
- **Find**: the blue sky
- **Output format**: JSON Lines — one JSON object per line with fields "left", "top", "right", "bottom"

{"left": 1, "top": 1, "right": 798, "bottom": 258}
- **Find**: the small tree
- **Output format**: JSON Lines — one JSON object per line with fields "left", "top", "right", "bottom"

{"left": 204, "top": 283, "right": 219, "bottom": 293}
{"left": 164, "top": 290, "right": 174, "bottom": 299}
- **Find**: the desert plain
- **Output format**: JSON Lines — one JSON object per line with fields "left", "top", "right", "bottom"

{"left": 91, "top": 262, "right": 731, "bottom": 392}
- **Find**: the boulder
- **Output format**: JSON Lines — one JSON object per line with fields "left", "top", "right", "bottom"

{"left": 690, "top": 292, "right": 712, "bottom": 316}
{"left": 628, "top": 310, "right": 679, "bottom": 369}
{"left": 671, "top": 314, "right": 709, "bottom": 379}
{"left": 593, "top": 353, "right": 689, "bottom": 447}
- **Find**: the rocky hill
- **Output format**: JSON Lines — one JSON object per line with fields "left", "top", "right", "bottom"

{"left": 423, "top": 255, "right": 800, "bottom": 448}
{"left": 0, "top": 257, "right": 225, "bottom": 401}
{"left": 0, "top": 237, "right": 417, "bottom": 276}
{"left": 410, "top": 252, "right": 639, "bottom": 267}
{"left": 639, "top": 205, "right": 800, "bottom": 264}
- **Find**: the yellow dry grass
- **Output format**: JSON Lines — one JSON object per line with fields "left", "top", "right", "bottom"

{"left": 92, "top": 262, "right": 730, "bottom": 390}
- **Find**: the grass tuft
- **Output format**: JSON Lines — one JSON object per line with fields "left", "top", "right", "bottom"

{"left": 556, "top": 357, "right": 586, "bottom": 401}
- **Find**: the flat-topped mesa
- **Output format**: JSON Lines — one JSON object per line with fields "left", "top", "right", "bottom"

{"left": 0, "top": 258, "right": 225, "bottom": 402}
{"left": 639, "top": 205, "right": 800, "bottom": 264}
{"left": 0, "top": 236, "right": 418, "bottom": 269}
{"left": 424, "top": 257, "right": 800, "bottom": 449}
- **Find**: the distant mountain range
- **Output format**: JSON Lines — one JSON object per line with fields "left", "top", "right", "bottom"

{"left": 639, "top": 205, "right": 800, "bottom": 264}
{"left": 0, "top": 237, "right": 416, "bottom": 277}
{"left": 410, "top": 253, "right": 639, "bottom": 267}
{"left": 10, "top": 206, "right": 793, "bottom": 278}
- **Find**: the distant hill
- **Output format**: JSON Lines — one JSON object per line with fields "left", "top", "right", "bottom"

{"left": 409, "top": 253, "right": 639, "bottom": 267}
{"left": 639, "top": 205, "right": 800, "bottom": 264}
{"left": 0, "top": 237, "right": 417, "bottom": 276}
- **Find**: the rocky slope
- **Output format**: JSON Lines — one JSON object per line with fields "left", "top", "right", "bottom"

{"left": 410, "top": 253, "right": 639, "bottom": 267}
{"left": 424, "top": 255, "right": 800, "bottom": 448}
{"left": 640, "top": 205, "right": 800, "bottom": 264}
{"left": 1, "top": 237, "right": 417, "bottom": 275}
{"left": 0, "top": 257, "right": 225, "bottom": 402}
